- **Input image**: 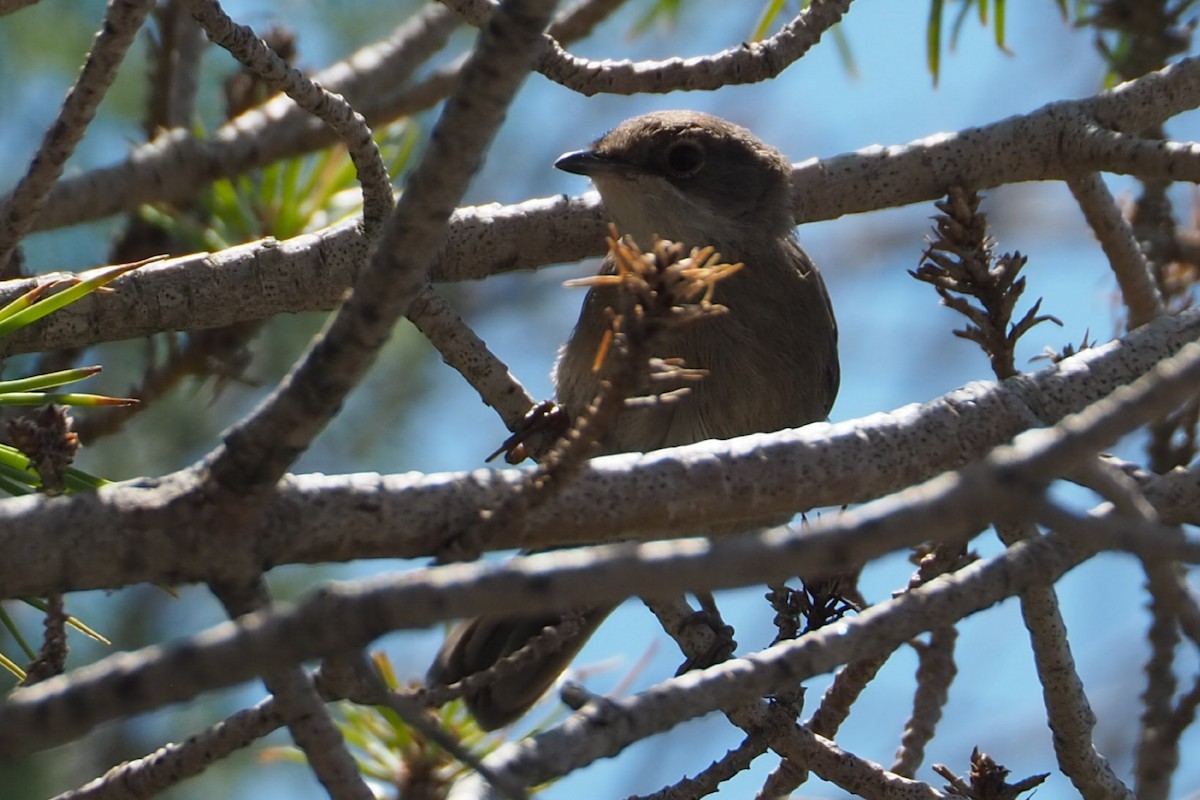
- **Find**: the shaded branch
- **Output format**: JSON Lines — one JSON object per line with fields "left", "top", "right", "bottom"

{"left": 2, "top": 305, "right": 1200, "bottom": 597}
{"left": 1068, "top": 172, "right": 1164, "bottom": 328}
{"left": 6, "top": 58, "right": 1200, "bottom": 361}
{"left": 11, "top": 319, "right": 1200, "bottom": 757}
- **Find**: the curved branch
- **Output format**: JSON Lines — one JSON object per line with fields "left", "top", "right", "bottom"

{"left": 1068, "top": 173, "right": 1163, "bottom": 328}
{"left": 442, "top": 0, "right": 851, "bottom": 95}
{"left": 182, "top": 0, "right": 393, "bottom": 232}
{"left": 537, "top": 0, "right": 852, "bottom": 96}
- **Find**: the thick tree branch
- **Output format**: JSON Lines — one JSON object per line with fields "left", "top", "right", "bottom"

{"left": 0, "top": 194, "right": 595, "bottom": 358}
{"left": 5, "top": 56, "right": 1200, "bottom": 363}
{"left": 1, "top": 305, "right": 1199, "bottom": 598}
{"left": 789, "top": 55, "right": 1200, "bottom": 224}
{"left": 7, "top": 316, "right": 1200, "bottom": 756}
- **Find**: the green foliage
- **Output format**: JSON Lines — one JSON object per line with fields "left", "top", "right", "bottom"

{"left": 926, "top": 0, "right": 1085, "bottom": 85}
{"left": 0, "top": 446, "right": 105, "bottom": 496}
{"left": 141, "top": 119, "right": 418, "bottom": 250}
{"left": 262, "top": 652, "right": 551, "bottom": 798}
{"left": 0, "top": 261, "right": 142, "bottom": 680}
{"left": 632, "top": 0, "right": 686, "bottom": 35}
{"left": 928, "top": 0, "right": 1001, "bottom": 86}
{"left": 0, "top": 261, "right": 141, "bottom": 498}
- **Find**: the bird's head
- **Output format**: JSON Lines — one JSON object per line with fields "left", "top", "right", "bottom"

{"left": 555, "top": 110, "right": 796, "bottom": 252}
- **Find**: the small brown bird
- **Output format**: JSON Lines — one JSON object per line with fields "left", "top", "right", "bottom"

{"left": 429, "top": 110, "right": 840, "bottom": 729}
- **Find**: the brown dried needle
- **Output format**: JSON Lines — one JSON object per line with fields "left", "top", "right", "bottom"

{"left": 911, "top": 187, "right": 1060, "bottom": 380}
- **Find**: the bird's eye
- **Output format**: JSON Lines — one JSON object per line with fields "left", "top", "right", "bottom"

{"left": 663, "top": 140, "right": 705, "bottom": 177}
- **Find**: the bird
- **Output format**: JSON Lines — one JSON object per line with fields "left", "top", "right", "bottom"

{"left": 428, "top": 110, "right": 840, "bottom": 730}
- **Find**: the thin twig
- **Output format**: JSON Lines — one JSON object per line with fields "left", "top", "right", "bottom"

{"left": 407, "top": 285, "right": 537, "bottom": 432}
{"left": 892, "top": 627, "right": 957, "bottom": 778}
{"left": 1068, "top": 172, "right": 1164, "bottom": 328}
{"left": 53, "top": 697, "right": 285, "bottom": 799}
{"left": 181, "top": 0, "right": 393, "bottom": 234}
{"left": 211, "top": 578, "right": 373, "bottom": 800}
{"left": 19, "top": 594, "right": 69, "bottom": 685}
{"left": 627, "top": 735, "right": 769, "bottom": 800}
{"left": 0, "top": 0, "right": 155, "bottom": 269}
{"left": 643, "top": 598, "right": 937, "bottom": 800}
{"left": 1135, "top": 558, "right": 1184, "bottom": 800}
{"left": 996, "top": 521, "right": 1133, "bottom": 800}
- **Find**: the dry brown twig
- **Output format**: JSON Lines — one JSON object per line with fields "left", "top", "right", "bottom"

{"left": 934, "top": 748, "right": 1049, "bottom": 800}
{"left": 912, "top": 187, "right": 1060, "bottom": 379}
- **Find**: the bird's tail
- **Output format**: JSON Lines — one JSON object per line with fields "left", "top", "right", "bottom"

{"left": 427, "top": 605, "right": 616, "bottom": 730}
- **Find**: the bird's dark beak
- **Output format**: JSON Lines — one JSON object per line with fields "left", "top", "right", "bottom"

{"left": 554, "top": 148, "right": 626, "bottom": 176}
